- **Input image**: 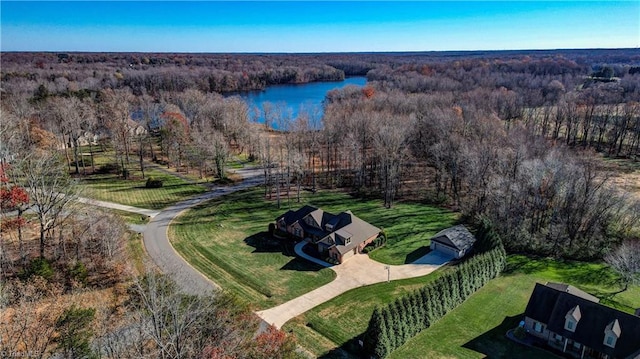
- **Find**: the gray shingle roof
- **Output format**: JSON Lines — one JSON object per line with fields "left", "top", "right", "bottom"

{"left": 281, "top": 207, "right": 380, "bottom": 256}
{"left": 430, "top": 225, "right": 476, "bottom": 251}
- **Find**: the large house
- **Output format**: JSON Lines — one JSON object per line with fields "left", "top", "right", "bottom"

{"left": 275, "top": 205, "right": 381, "bottom": 263}
{"left": 523, "top": 282, "right": 640, "bottom": 359}
{"left": 429, "top": 225, "right": 476, "bottom": 259}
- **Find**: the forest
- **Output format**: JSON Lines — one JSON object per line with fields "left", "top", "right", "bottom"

{"left": 1, "top": 49, "right": 640, "bottom": 357}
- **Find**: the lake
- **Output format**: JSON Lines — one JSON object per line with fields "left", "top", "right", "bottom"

{"left": 233, "top": 76, "right": 367, "bottom": 125}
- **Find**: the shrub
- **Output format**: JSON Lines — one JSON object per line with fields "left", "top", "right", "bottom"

{"left": 21, "top": 257, "right": 54, "bottom": 281}
{"left": 145, "top": 177, "right": 163, "bottom": 188}
{"left": 69, "top": 261, "right": 88, "bottom": 285}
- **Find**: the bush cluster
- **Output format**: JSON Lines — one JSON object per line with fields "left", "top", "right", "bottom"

{"left": 145, "top": 177, "right": 163, "bottom": 188}
{"left": 363, "top": 225, "right": 506, "bottom": 358}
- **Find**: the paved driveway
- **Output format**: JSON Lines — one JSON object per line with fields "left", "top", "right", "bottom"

{"left": 256, "top": 245, "right": 453, "bottom": 328}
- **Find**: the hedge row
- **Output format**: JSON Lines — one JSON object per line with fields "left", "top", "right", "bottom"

{"left": 363, "top": 225, "right": 506, "bottom": 358}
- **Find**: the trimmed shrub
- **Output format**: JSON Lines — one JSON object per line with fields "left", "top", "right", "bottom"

{"left": 145, "top": 177, "right": 163, "bottom": 188}
{"left": 363, "top": 225, "right": 507, "bottom": 358}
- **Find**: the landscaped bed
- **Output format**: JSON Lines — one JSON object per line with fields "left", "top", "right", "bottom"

{"left": 285, "top": 255, "right": 640, "bottom": 358}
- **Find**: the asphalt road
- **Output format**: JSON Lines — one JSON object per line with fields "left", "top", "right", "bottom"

{"left": 142, "top": 168, "right": 264, "bottom": 296}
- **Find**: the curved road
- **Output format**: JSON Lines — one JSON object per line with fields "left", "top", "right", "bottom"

{"left": 142, "top": 167, "right": 452, "bottom": 329}
{"left": 143, "top": 167, "right": 264, "bottom": 296}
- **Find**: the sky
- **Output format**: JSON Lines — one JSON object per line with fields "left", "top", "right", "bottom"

{"left": 1, "top": 1, "right": 639, "bottom": 53}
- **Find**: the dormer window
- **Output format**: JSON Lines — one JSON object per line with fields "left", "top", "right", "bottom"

{"left": 564, "top": 305, "right": 581, "bottom": 332}
{"left": 604, "top": 319, "right": 621, "bottom": 348}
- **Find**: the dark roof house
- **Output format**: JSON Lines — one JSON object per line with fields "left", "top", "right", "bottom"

{"left": 523, "top": 282, "right": 640, "bottom": 359}
{"left": 429, "top": 225, "right": 476, "bottom": 259}
{"left": 275, "top": 206, "right": 381, "bottom": 263}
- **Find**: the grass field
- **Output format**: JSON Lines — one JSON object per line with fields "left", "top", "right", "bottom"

{"left": 285, "top": 255, "right": 640, "bottom": 358}
{"left": 169, "top": 188, "right": 457, "bottom": 309}
{"left": 367, "top": 205, "right": 458, "bottom": 265}
{"left": 77, "top": 148, "right": 208, "bottom": 211}
{"left": 170, "top": 188, "right": 336, "bottom": 309}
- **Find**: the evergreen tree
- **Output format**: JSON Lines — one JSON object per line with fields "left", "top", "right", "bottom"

{"left": 411, "top": 291, "right": 425, "bottom": 333}
{"left": 386, "top": 304, "right": 399, "bottom": 352}
{"left": 448, "top": 271, "right": 461, "bottom": 306}
{"left": 394, "top": 299, "right": 408, "bottom": 343}
{"left": 54, "top": 305, "right": 97, "bottom": 359}
{"left": 364, "top": 307, "right": 390, "bottom": 358}
{"left": 419, "top": 287, "right": 432, "bottom": 329}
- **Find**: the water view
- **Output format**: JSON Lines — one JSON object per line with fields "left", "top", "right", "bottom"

{"left": 235, "top": 76, "right": 367, "bottom": 124}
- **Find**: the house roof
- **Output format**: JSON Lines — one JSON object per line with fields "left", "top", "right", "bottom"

{"left": 277, "top": 206, "right": 380, "bottom": 255}
{"left": 524, "top": 283, "right": 640, "bottom": 358}
{"left": 276, "top": 205, "right": 318, "bottom": 224}
{"left": 329, "top": 212, "right": 381, "bottom": 255}
{"left": 430, "top": 225, "right": 476, "bottom": 251}
{"left": 546, "top": 282, "right": 600, "bottom": 303}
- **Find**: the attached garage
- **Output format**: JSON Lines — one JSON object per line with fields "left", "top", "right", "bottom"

{"left": 430, "top": 225, "right": 476, "bottom": 259}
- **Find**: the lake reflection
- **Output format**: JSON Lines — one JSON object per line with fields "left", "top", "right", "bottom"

{"left": 233, "top": 77, "right": 366, "bottom": 127}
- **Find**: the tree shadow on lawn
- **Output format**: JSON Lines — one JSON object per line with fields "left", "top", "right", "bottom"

{"left": 318, "top": 335, "right": 361, "bottom": 359}
{"left": 463, "top": 314, "right": 559, "bottom": 358}
{"left": 280, "top": 257, "right": 327, "bottom": 272}
{"left": 504, "top": 256, "right": 618, "bottom": 287}
{"left": 244, "top": 232, "right": 285, "bottom": 254}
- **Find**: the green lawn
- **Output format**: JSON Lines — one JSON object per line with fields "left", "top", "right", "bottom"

{"left": 285, "top": 255, "right": 640, "bottom": 358}
{"left": 79, "top": 166, "right": 207, "bottom": 210}
{"left": 169, "top": 188, "right": 456, "bottom": 309}
{"left": 283, "top": 268, "right": 452, "bottom": 353}
{"left": 170, "top": 188, "right": 336, "bottom": 309}
{"left": 367, "top": 205, "right": 458, "bottom": 265}
{"left": 265, "top": 190, "right": 457, "bottom": 265}
{"left": 108, "top": 208, "right": 151, "bottom": 225}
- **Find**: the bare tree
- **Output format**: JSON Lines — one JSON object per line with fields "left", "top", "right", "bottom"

{"left": 15, "top": 151, "right": 79, "bottom": 258}
{"left": 605, "top": 240, "right": 640, "bottom": 293}
{"left": 99, "top": 88, "right": 135, "bottom": 178}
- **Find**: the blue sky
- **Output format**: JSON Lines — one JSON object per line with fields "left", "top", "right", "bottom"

{"left": 1, "top": 1, "right": 638, "bottom": 52}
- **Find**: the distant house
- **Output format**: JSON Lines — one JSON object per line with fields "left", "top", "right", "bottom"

{"left": 523, "top": 282, "right": 640, "bottom": 359}
{"left": 275, "top": 205, "right": 380, "bottom": 263}
{"left": 429, "top": 225, "right": 476, "bottom": 259}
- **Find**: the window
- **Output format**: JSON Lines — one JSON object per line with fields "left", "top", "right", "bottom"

{"left": 345, "top": 238, "right": 351, "bottom": 245}
{"left": 534, "top": 322, "right": 543, "bottom": 333}
{"left": 604, "top": 335, "right": 616, "bottom": 348}
{"left": 573, "top": 342, "right": 581, "bottom": 350}
{"left": 554, "top": 333, "right": 563, "bottom": 342}
{"left": 564, "top": 317, "right": 577, "bottom": 332}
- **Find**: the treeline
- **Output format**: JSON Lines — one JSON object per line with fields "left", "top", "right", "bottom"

{"left": 2, "top": 50, "right": 640, "bottom": 261}
{"left": 363, "top": 223, "right": 506, "bottom": 358}
{"left": 314, "top": 55, "right": 640, "bottom": 258}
